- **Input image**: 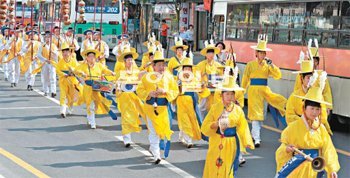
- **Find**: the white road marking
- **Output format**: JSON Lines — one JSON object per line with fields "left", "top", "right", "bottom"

{"left": 33, "top": 89, "right": 60, "bottom": 105}
{"left": 0, "top": 106, "right": 59, "bottom": 110}
{"left": 115, "top": 136, "right": 195, "bottom": 178}
{"left": 243, "top": 155, "right": 263, "bottom": 159}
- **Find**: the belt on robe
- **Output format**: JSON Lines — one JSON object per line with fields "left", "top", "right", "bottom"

{"left": 276, "top": 148, "right": 325, "bottom": 178}
{"left": 146, "top": 97, "right": 168, "bottom": 106}
{"left": 250, "top": 78, "right": 268, "bottom": 86}
{"left": 216, "top": 127, "right": 240, "bottom": 176}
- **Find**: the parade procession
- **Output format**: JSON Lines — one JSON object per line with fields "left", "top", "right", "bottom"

{"left": 0, "top": 0, "right": 349, "bottom": 177}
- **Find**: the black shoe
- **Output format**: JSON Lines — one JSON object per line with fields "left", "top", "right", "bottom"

{"left": 27, "top": 85, "right": 30, "bottom": 91}
{"left": 187, "top": 144, "right": 193, "bottom": 148}
{"left": 255, "top": 142, "right": 261, "bottom": 148}
{"left": 61, "top": 113, "right": 66, "bottom": 118}
{"left": 14, "top": 83, "right": 17, "bottom": 87}
{"left": 155, "top": 159, "right": 161, "bottom": 165}
{"left": 125, "top": 143, "right": 131, "bottom": 148}
{"left": 30, "top": 86, "right": 33, "bottom": 91}
{"left": 11, "top": 83, "right": 14, "bottom": 87}
{"left": 51, "top": 93, "right": 56, "bottom": 98}
{"left": 5, "top": 78, "right": 8, "bottom": 81}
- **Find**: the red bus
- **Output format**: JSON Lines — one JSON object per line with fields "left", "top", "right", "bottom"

{"left": 213, "top": 0, "right": 350, "bottom": 123}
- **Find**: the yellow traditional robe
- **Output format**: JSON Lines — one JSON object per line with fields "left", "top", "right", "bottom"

{"left": 286, "top": 88, "right": 332, "bottom": 134}
{"left": 114, "top": 60, "right": 139, "bottom": 77}
{"left": 116, "top": 68, "right": 146, "bottom": 135}
{"left": 176, "top": 75, "right": 209, "bottom": 141}
{"left": 136, "top": 71, "right": 179, "bottom": 140}
{"left": 196, "top": 59, "right": 223, "bottom": 111}
{"left": 56, "top": 55, "right": 83, "bottom": 107}
{"left": 242, "top": 59, "right": 287, "bottom": 120}
{"left": 139, "top": 55, "right": 154, "bottom": 72}
{"left": 7, "top": 37, "right": 23, "bottom": 62}
{"left": 95, "top": 40, "right": 108, "bottom": 65}
{"left": 294, "top": 70, "right": 333, "bottom": 109}
{"left": 275, "top": 117, "right": 340, "bottom": 177}
{"left": 74, "top": 63, "right": 113, "bottom": 115}
{"left": 0, "top": 36, "right": 10, "bottom": 63}
{"left": 21, "top": 40, "right": 41, "bottom": 75}
{"left": 168, "top": 55, "right": 186, "bottom": 76}
{"left": 201, "top": 102, "right": 254, "bottom": 178}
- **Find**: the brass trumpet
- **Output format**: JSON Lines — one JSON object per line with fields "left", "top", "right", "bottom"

{"left": 280, "top": 140, "right": 325, "bottom": 172}
{"left": 292, "top": 147, "right": 325, "bottom": 172}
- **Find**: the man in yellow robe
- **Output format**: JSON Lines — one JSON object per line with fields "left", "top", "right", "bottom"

{"left": 56, "top": 43, "right": 82, "bottom": 118}
{"left": 115, "top": 46, "right": 146, "bottom": 147}
{"left": 37, "top": 31, "right": 59, "bottom": 97}
{"left": 286, "top": 57, "right": 332, "bottom": 134}
{"left": 294, "top": 40, "right": 333, "bottom": 117}
{"left": 275, "top": 86, "right": 340, "bottom": 178}
{"left": 112, "top": 34, "right": 130, "bottom": 61}
{"left": 196, "top": 40, "right": 223, "bottom": 118}
{"left": 241, "top": 34, "right": 287, "bottom": 147}
{"left": 176, "top": 57, "right": 209, "bottom": 148}
{"left": 6, "top": 27, "right": 23, "bottom": 87}
{"left": 168, "top": 37, "right": 188, "bottom": 77}
{"left": 136, "top": 50, "right": 179, "bottom": 164}
{"left": 74, "top": 48, "right": 115, "bottom": 129}
{"left": 52, "top": 26, "right": 64, "bottom": 49}
{"left": 139, "top": 44, "right": 156, "bottom": 73}
{"left": 62, "top": 27, "right": 80, "bottom": 52}
{"left": 80, "top": 30, "right": 96, "bottom": 58}
{"left": 202, "top": 76, "right": 254, "bottom": 178}
{"left": 93, "top": 29, "right": 109, "bottom": 65}
{"left": 20, "top": 31, "right": 41, "bottom": 91}
{"left": 0, "top": 27, "right": 11, "bottom": 81}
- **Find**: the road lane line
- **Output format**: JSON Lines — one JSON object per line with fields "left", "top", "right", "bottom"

{"left": 0, "top": 106, "right": 59, "bottom": 110}
{"left": 252, "top": 121, "right": 350, "bottom": 157}
{"left": 244, "top": 155, "right": 263, "bottom": 159}
{"left": 115, "top": 136, "right": 195, "bottom": 178}
{"left": 33, "top": 89, "right": 60, "bottom": 105}
{"left": 0, "top": 147, "right": 50, "bottom": 178}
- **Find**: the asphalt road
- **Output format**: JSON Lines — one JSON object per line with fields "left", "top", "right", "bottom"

{"left": 0, "top": 61, "right": 349, "bottom": 178}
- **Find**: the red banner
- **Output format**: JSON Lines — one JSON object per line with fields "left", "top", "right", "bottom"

{"left": 203, "top": 0, "right": 212, "bottom": 12}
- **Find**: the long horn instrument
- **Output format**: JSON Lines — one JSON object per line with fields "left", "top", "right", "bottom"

{"left": 279, "top": 140, "right": 325, "bottom": 172}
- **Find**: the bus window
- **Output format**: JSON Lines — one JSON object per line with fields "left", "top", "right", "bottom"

{"left": 225, "top": 1, "right": 348, "bottom": 49}
{"left": 340, "top": 1, "right": 350, "bottom": 47}
{"left": 78, "top": 28, "right": 82, "bottom": 34}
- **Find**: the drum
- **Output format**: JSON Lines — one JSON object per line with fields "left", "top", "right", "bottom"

{"left": 85, "top": 80, "right": 113, "bottom": 93}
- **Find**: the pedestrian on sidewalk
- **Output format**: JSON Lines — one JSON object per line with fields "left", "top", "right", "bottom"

{"left": 159, "top": 19, "right": 169, "bottom": 50}
{"left": 152, "top": 18, "right": 160, "bottom": 39}
{"left": 187, "top": 25, "right": 194, "bottom": 52}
